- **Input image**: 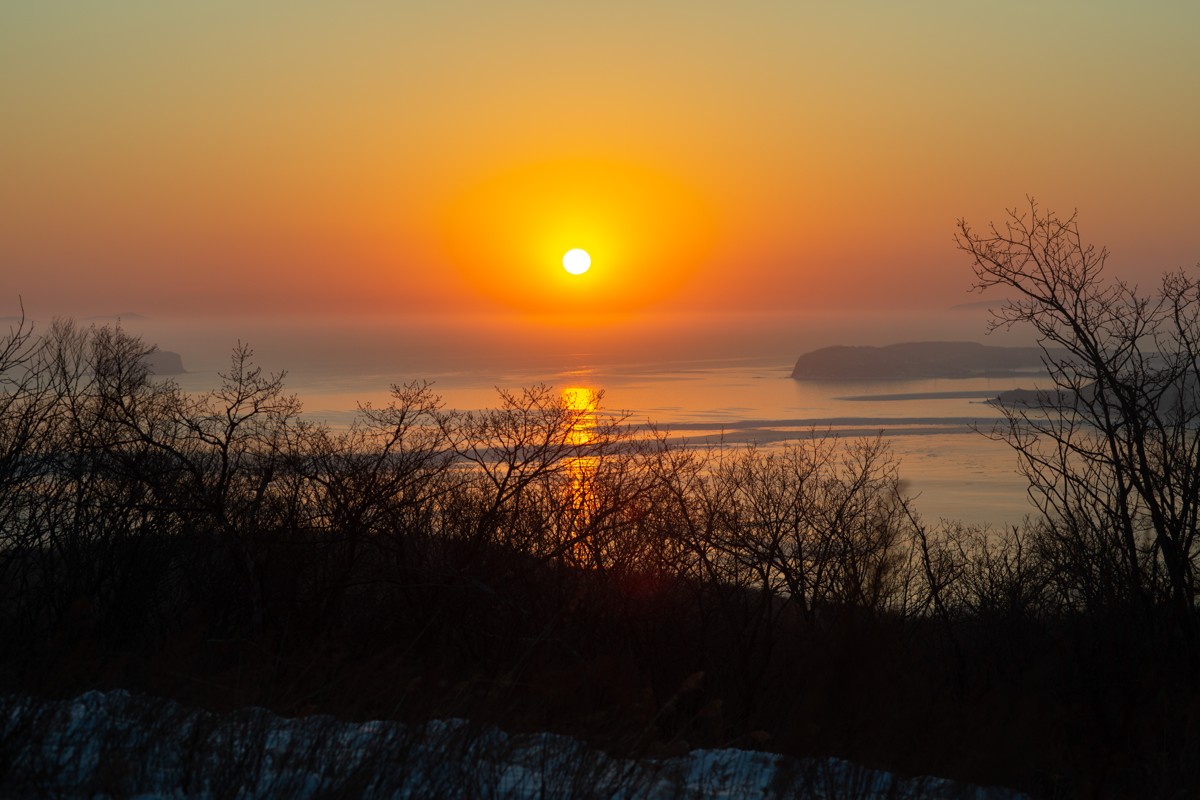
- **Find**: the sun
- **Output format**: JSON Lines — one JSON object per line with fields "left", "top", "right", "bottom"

{"left": 562, "top": 248, "right": 591, "bottom": 275}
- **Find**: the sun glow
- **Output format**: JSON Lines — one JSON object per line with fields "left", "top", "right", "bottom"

{"left": 438, "top": 158, "right": 715, "bottom": 315}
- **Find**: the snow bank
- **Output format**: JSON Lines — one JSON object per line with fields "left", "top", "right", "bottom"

{"left": 0, "top": 691, "right": 1026, "bottom": 799}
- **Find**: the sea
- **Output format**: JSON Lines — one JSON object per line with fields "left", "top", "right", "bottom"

{"left": 102, "top": 309, "right": 1041, "bottom": 528}
{"left": 122, "top": 310, "right": 1038, "bottom": 528}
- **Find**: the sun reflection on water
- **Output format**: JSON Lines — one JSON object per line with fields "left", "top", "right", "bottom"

{"left": 561, "top": 386, "right": 600, "bottom": 564}
{"left": 562, "top": 386, "right": 598, "bottom": 446}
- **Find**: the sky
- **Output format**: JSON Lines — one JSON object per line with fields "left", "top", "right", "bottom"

{"left": 2, "top": 1, "right": 1198, "bottom": 327}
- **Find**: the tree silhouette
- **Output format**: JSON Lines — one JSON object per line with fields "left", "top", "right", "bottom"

{"left": 958, "top": 200, "right": 1200, "bottom": 620}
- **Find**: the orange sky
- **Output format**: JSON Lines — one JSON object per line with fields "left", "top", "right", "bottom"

{"left": 2, "top": 2, "right": 1198, "bottom": 324}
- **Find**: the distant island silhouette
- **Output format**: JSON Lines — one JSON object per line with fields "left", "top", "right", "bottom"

{"left": 145, "top": 350, "right": 185, "bottom": 375}
{"left": 791, "top": 341, "right": 1047, "bottom": 380}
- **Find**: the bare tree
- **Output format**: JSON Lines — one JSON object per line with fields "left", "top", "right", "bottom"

{"left": 957, "top": 200, "right": 1200, "bottom": 618}
{"left": 708, "top": 435, "right": 915, "bottom": 623}
{"left": 439, "top": 384, "right": 629, "bottom": 559}
{"left": 0, "top": 303, "right": 49, "bottom": 624}
{"left": 292, "top": 381, "right": 455, "bottom": 624}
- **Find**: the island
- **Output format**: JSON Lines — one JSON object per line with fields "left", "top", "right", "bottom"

{"left": 144, "top": 350, "right": 185, "bottom": 375}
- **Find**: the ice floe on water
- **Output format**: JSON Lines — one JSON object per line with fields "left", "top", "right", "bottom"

{"left": 1, "top": 690, "right": 1027, "bottom": 799}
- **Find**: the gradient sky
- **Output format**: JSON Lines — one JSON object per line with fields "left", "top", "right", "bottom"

{"left": 3, "top": 1, "right": 1198, "bottom": 322}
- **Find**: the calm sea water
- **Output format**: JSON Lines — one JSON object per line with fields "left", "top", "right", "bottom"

{"left": 169, "top": 353, "right": 1034, "bottom": 527}
{"left": 129, "top": 311, "right": 1038, "bottom": 527}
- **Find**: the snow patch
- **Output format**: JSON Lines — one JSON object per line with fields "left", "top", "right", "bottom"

{"left": 0, "top": 691, "right": 1027, "bottom": 799}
